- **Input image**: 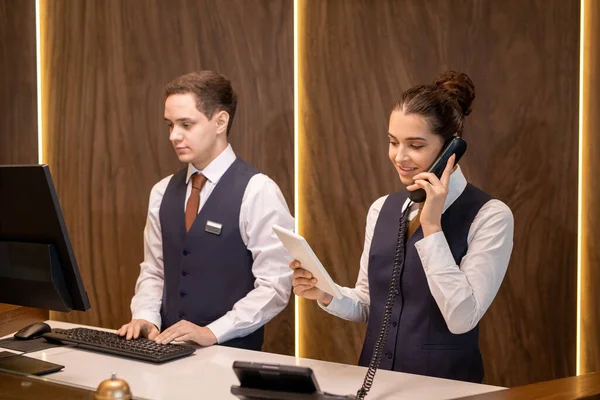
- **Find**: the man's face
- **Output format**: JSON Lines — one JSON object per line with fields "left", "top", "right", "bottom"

{"left": 164, "top": 93, "right": 227, "bottom": 169}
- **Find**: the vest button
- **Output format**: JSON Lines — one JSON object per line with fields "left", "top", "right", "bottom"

{"left": 182, "top": 249, "right": 189, "bottom": 256}
{"left": 392, "top": 321, "right": 397, "bottom": 328}
{"left": 178, "top": 311, "right": 185, "bottom": 319}
{"left": 181, "top": 270, "right": 188, "bottom": 276}
{"left": 180, "top": 291, "right": 186, "bottom": 298}
{"left": 386, "top": 351, "right": 393, "bottom": 359}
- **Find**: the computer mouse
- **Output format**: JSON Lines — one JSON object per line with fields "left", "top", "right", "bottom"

{"left": 13, "top": 322, "right": 52, "bottom": 340}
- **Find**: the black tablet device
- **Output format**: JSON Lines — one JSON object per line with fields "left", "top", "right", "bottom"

{"left": 232, "top": 361, "right": 320, "bottom": 394}
{"left": 0, "top": 352, "right": 64, "bottom": 376}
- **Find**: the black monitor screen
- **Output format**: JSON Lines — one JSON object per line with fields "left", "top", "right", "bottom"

{"left": 0, "top": 165, "right": 90, "bottom": 312}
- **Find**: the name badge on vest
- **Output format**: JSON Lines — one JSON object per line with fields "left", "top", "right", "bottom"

{"left": 205, "top": 220, "right": 222, "bottom": 236}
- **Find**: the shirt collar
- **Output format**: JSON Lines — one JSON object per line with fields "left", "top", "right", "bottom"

{"left": 402, "top": 164, "right": 467, "bottom": 213}
{"left": 185, "top": 144, "right": 236, "bottom": 185}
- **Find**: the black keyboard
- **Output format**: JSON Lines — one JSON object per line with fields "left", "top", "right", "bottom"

{"left": 42, "top": 328, "right": 195, "bottom": 363}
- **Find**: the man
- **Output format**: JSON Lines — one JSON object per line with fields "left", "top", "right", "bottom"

{"left": 117, "top": 71, "right": 294, "bottom": 350}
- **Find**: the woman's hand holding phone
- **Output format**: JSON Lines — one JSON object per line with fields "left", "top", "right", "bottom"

{"left": 407, "top": 154, "right": 455, "bottom": 237}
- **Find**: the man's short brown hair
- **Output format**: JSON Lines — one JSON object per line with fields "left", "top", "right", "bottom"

{"left": 165, "top": 71, "right": 237, "bottom": 135}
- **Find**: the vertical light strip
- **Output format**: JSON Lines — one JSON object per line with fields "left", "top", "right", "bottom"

{"left": 576, "top": 0, "right": 585, "bottom": 377}
{"left": 35, "top": 0, "right": 43, "bottom": 164}
{"left": 293, "top": 0, "right": 301, "bottom": 358}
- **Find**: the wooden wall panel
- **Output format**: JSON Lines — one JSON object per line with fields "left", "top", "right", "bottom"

{"left": 0, "top": 0, "right": 49, "bottom": 332}
{"left": 0, "top": 0, "right": 38, "bottom": 165}
{"left": 43, "top": 0, "right": 294, "bottom": 355}
{"left": 0, "top": 304, "right": 48, "bottom": 337}
{"left": 300, "top": 0, "right": 579, "bottom": 386}
{"left": 581, "top": 0, "right": 600, "bottom": 375}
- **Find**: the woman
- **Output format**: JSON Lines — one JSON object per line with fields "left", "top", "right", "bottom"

{"left": 291, "top": 71, "right": 514, "bottom": 387}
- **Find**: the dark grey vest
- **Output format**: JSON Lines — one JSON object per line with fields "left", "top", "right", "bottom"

{"left": 159, "top": 158, "right": 264, "bottom": 350}
{"left": 358, "top": 184, "right": 492, "bottom": 383}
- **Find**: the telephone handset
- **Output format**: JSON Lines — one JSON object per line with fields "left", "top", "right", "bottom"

{"left": 408, "top": 137, "right": 467, "bottom": 203}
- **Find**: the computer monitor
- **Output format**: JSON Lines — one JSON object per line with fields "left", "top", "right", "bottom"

{"left": 0, "top": 164, "right": 90, "bottom": 312}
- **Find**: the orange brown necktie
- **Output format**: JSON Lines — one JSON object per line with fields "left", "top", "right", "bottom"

{"left": 185, "top": 173, "right": 208, "bottom": 232}
{"left": 407, "top": 203, "right": 424, "bottom": 238}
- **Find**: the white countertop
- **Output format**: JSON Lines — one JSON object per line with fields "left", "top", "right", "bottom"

{"left": 0, "top": 321, "right": 505, "bottom": 400}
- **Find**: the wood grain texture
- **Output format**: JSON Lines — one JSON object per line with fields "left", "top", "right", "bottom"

{"left": 0, "top": 0, "right": 37, "bottom": 165}
{"left": 581, "top": 0, "right": 600, "bottom": 375}
{"left": 0, "top": 304, "right": 48, "bottom": 337}
{"left": 0, "top": 0, "right": 49, "bottom": 335}
{"left": 300, "top": 0, "right": 579, "bottom": 386}
{"left": 0, "top": 369, "right": 96, "bottom": 399}
{"left": 42, "top": 0, "right": 294, "bottom": 355}
{"left": 455, "top": 371, "right": 600, "bottom": 400}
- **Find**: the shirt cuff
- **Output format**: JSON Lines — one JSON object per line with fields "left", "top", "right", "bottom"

{"left": 414, "top": 231, "right": 457, "bottom": 274}
{"left": 316, "top": 286, "right": 352, "bottom": 317}
{"left": 317, "top": 297, "right": 340, "bottom": 314}
{"left": 131, "top": 310, "right": 161, "bottom": 331}
{"left": 206, "top": 315, "right": 236, "bottom": 344}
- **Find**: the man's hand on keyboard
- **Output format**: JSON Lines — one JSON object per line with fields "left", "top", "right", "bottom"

{"left": 154, "top": 320, "right": 217, "bottom": 347}
{"left": 116, "top": 319, "right": 159, "bottom": 340}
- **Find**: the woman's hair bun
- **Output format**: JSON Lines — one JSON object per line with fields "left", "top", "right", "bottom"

{"left": 433, "top": 70, "right": 475, "bottom": 116}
